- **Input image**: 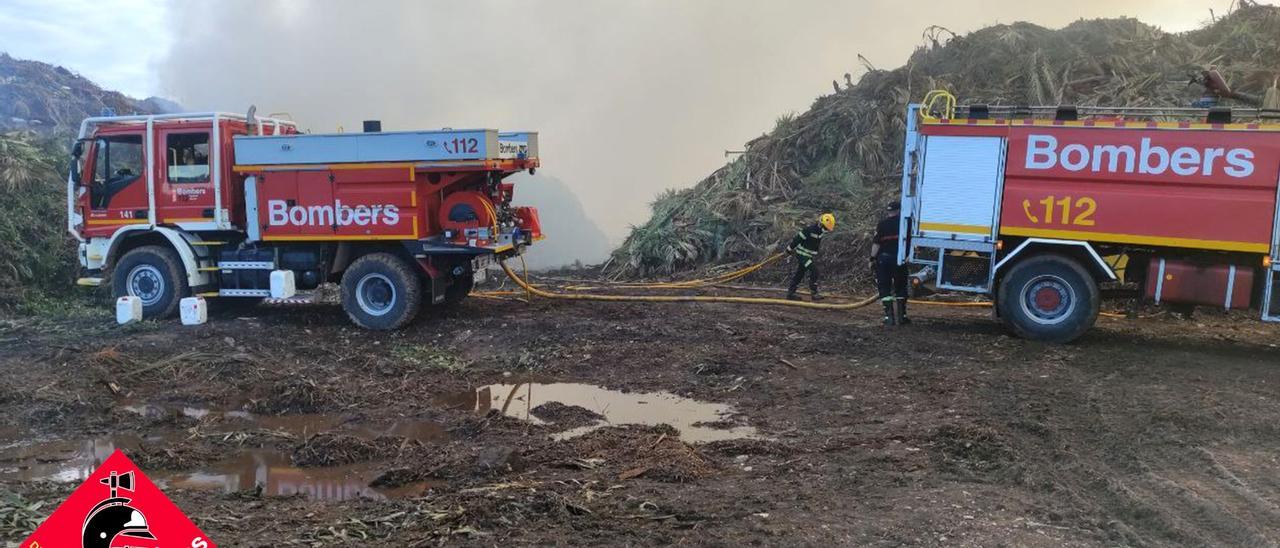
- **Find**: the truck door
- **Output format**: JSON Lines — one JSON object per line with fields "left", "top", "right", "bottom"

{"left": 1264, "top": 174, "right": 1280, "bottom": 322}
{"left": 156, "top": 127, "right": 216, "bottom": 225}
{"left": 915, "top": 135, "right": 1005, "bottom": 241}
{"left": 82, "top": 131, "right": 150, "bottom": 238}
{"left": 909, "top": 134, "right": 1006, "bottom": 292}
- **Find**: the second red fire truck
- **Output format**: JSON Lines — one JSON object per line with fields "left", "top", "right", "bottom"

{"left": 68, "top": 110, "right": 541, "bottom": 329}
{"left": 899, "top": 91, "right": 1280, "bottom": 342}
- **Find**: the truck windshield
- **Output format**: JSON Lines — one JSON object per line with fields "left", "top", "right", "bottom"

{"left": 90, "top": 134, "right": 144, "bottom": 210}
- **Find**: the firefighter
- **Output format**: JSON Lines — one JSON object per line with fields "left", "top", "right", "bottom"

{"left": 784, "top": 213, "right": 836, "bottom": 301}
{"left": 871, "top": 201, "right": 910, "bottom": 325}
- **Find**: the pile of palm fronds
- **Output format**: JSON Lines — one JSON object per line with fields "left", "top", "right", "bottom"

{"left": 610, "top": 2, "right": 1280, "bottom": 278}
{"left": 0, "top": 132, "right": 77, "bottom": 308}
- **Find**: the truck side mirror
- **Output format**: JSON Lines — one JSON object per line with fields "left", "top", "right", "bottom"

{"left": 70, "top": 140, "right": 85, "bottom": 186}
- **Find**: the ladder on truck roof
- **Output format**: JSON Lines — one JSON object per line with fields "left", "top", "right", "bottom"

{"left": 919, "top": 89, "right": 1280, "bottom": 124}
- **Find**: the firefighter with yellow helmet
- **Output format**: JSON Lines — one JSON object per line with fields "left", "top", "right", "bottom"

{"left": 783, "top": 213, "right": 836, "bottom": 301}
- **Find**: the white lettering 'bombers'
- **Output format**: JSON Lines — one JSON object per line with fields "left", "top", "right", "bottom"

{"left": 1024, "top": 134, "right": 1255, "bottom": 178}
{"left": 268, "top": 199, "right": 400, "bottom": 227}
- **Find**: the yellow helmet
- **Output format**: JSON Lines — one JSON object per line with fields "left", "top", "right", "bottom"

{"left": 819, "top": 213, "right": 836, "bottom": 231}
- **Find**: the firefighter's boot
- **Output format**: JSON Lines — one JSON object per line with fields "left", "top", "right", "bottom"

{"left": 810, "top": 291, "right": 825, "bottom": 301}
{"left": 881, "top": 299, "right": 896, "bottom": 326}
{"left": 896, "top": 298, "right": 911, "bottom": 325}
{"left": 786, "top": 292, "right": 801, "bottom": 301}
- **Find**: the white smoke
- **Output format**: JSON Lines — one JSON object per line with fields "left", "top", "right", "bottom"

{"left": 158, "top": 0, "right": 1234, "bottom": 256}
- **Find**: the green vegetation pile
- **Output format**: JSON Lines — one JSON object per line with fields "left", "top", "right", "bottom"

{"left": 609, "top": 2, "right": 1280, "bottom": 281}
{"left": 0, "top": 53, "right": 167, "bottom": 312}
{"left": 0, "top": 132, "right": 78, "bottom": 310}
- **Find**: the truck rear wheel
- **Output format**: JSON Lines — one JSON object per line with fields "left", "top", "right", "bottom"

{"left": 112, "top": 245, "right": 189, "bottom": 319}
{"left": 340, "top": 253, "right": 422, "bottom": 330}
{"left": 997, "top": 254, "right": 1099, "bottom": 343}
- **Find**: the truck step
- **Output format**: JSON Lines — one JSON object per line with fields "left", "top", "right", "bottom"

{"left": 190, "top": 241, "right": 227, "bottom": 246}
{"left": 76, "top": 277, "right": 103, "bottom": 287}
{"left": 219, "top": 289, "right": 271, "bottom": 298}
{"left": 217, "top": 261, "right": 274, "bottom": 270}
{"left": 264, "top": 293, "right": 321, "bottom": 306}
{"left": 197, "top": 266, "right": 221, "bottom": 272}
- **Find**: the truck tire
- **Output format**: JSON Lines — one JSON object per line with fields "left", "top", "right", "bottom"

{"left": 112, "top": 245, "right": 190, "bottom": 319}
{"left": 440, "top": 273, "right": 474, "bottom": 306}
{"left": 996, "top": 254, "right": 1099, "bottom": 343}
{"left": 340, "top": 253, "right": 422, "bottom": 330}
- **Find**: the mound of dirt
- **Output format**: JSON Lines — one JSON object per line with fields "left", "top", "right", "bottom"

{"left": 250, "top": 377, "right": 334, "bottom": 415}
{"left": 563, "top": 425, "right": 717, "bottom": 483}
{"left": 931, "top": 424, "right": 1015, "bottom": 475}
{"left": 530, "top": 401, "right": 605, "bottom": 428}
{"left": 291, "top": 433, "right": 398, "bottom": 467}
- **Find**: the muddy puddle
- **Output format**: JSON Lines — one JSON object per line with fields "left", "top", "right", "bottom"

{"left": 0, "top": 402, "right": 445, "bottom": 500}
{"left": 443, "top": 382, "right": 757, "bottom": 442}
{"left": 0, "top": 436, "right": 429, "bottom": 499}
{"left": 161, "top": 450, "right": 433, "bottom": 500}
{"left": 119, "top": 402, "right": 448, "bottom": 442}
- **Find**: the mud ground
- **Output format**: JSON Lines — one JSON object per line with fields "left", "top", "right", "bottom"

{"left": 2, "top": 287, "right": 1280, "bottom": 546}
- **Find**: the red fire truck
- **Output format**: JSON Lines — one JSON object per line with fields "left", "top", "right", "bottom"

{"left": 68, "top": 110, "right": 542, "bottom": 329}
{"left": 899, "top": 91, "right": 1280, "bottom": 342}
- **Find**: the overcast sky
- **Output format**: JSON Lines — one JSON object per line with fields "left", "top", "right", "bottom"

{"left": 0, "top": 0, "right": 1258, "bottom": 242}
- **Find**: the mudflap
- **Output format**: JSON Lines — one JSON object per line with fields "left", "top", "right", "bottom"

{"left": 415, "top": 258, "right": 448, "bottom": 305}
{"left": 1263, "top": 264, "right": 1280, "bottom": 322}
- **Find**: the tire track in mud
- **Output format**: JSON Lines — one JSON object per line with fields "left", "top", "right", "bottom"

{"left": 980, "top": 332, "right": 1280, "bottom": 547}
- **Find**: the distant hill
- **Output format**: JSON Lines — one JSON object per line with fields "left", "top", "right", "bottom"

{"left": 0, "top": 53, "right": 173, "bottom": 134}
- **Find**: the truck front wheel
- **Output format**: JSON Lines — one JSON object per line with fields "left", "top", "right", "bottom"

{"left": 340, "top": 253, "right": 422, "bottom": 330}
{"left": 112, "top": 245, "right": 190, "bottom": 319}
{"left": 996, "top": 254, "right": 1099, "bottom": 343}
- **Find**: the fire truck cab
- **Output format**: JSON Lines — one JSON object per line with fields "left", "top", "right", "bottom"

{"left": 899, "top": 91, "right": 1280, "bottom": 342}
{"left": 68, "top": 111, "right": 542, "bottom": 329}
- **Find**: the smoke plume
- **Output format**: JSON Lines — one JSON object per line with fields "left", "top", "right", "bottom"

{"left": 159, "top": 0, "right": 1234, "bottom": 265}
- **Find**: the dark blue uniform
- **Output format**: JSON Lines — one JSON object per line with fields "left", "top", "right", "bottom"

{"left": 786, "top": 222, "right": 825, "bottom": 298}
{"left": 874, "top": 213, "right": 909, "bottom": 324}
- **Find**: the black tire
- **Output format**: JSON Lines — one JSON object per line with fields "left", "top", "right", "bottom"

{"left": 439, "top": 273, "right": 474, "bottom": 306}
{"left": 340, "top": 253, "right": 422, "bottom": 330}
{"left": 996, "top": 254, "right": 1099, "bottom": 343}
{"left": 112, "top": 245, "right": 190, "bottom": 319}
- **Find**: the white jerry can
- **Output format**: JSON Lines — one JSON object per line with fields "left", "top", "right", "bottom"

{"left": 116, "top": 296, "right": 142, "bottom": 325}
{"left": 270, "top": 270, "right": 297, "bottom": 299}
{"left": 179, "top": 296, "right": 208, "bottom": 326}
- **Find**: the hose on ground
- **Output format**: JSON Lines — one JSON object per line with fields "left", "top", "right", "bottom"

{"left": 500, "top": 260, "right": 881, "bottom": 309}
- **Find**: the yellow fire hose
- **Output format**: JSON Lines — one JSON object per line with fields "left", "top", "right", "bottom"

{"left": 482, "top": 253, "right": 1127, "bottom": 317}
{"left": 500, "top": 259, "right": 879, "bottom": 310}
